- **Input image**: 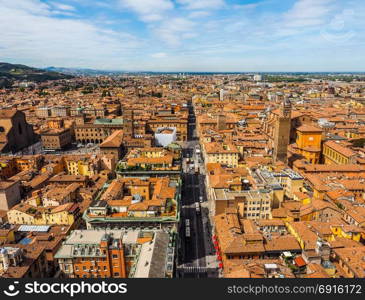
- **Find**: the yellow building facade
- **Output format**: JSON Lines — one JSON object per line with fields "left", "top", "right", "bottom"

{"left": 0, "top": 228, "right": 15, "bottom": 243}
{"left": 203, "top": 143, "right": 240, "bottom": 167}
{"left": 322, "top": 141, "right": 356, "bottom": 165}
{"left": 295, "top": 125, "right": 322, "bottom": 164}
{"left": 331, "top": 225, "right": 362, "bottom": 242}
{"left": 7, "top": 204, "right": 79, "bottom": 226}
{"left": 65, "top": 157, "right": 94, "bottom": 176}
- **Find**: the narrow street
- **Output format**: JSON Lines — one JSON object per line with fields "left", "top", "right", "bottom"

{"left": 177, "top": 100, "right": 218, "bottom": 278}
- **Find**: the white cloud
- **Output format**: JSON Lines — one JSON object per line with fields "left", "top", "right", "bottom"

{"left": 153, "top": 17, "right": 195, "bottom": 47}
{"left": 188, "top": 10, "right": 211, "bottom": 18}
{"left": 0, "top": 0, "right": 142, "bottom": 69}
{"left": 118, "top": 0, "right": 174, "bottom": 22}
{"left": 151, "top": 52, "right": 167, "bottom": 58}
{"left": 51, "top": 10, "right": 77, "bottom": 17}
{"left": 50, "top": 2, "right": 76, "bottom": 11}
{"left": 1, "top": 0, "right": 51, "bottom": 15}
{"left": 177, "top": 0, "right": 225, "bottom": 10}
{"left": 233, "top": 3, "right": 260, "bottom": 10}
{"left": 284, "top": 0, "right": 336, "bottom": 28}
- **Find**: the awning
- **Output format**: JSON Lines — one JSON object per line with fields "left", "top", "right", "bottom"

{"left": 282, "top": 251, "right": 293, "bottom": 258}
{"left": 294, "top": 256, "right": 307, "bottom": 267}
{"left": 17, "top": 225, "right": 50, "bottom": 232}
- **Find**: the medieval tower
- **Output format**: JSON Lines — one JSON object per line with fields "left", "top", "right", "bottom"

{"left": 273, "top": 99, "right": 291, "bottom": 163}
{"left": 123, "top": 109, "right": 134, "bottom": 138}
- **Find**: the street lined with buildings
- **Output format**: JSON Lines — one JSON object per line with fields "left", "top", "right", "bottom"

{"left": 178, "top": 100, "right": 218, "bottom": 278}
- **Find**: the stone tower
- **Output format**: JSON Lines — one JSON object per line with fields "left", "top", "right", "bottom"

{"left": 123, "top": 109, "right": 134, "bottom": 138}
{"left": 273, "top": 99, "right": 291, "bottom": 163}
{"left": 217, "top": 114, "right": 227, "bottom": 130}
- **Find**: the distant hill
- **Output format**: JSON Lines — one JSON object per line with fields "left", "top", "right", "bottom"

{"left": 0, "top": 62, "right": 73, "bottom": 87}
{"left": 44, "top": 66, "right": 128, "bottom": 76}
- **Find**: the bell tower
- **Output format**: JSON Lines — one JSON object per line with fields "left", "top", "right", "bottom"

{"left": 273, "top": 99, "right": 291, "bottom": 163}
{"left": 123, "top": 109, "right": 134, "bottom": 138}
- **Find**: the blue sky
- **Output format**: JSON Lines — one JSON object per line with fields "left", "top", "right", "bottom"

{"left": 0, "top": 0, "right": 364, "bottom": 71}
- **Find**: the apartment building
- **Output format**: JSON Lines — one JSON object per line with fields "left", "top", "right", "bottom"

{"left": 7, "top": 202, "right": 80, "bottom": 226}
{"left": 214, "top": 210, "right": 301, "bottom": 274}
{"left": 83, "top": 177, "right": 179, "bottom": 230}
{"left": 0, "top": 180, "right": 21, "bottom": 211}
{"left": 146, "top": 113, "right": 188, "bottom": 141}
{"left": 116, "top": 146, "right": 181, "bottom": 179}
{"left": 212, "top": 189, "right": 272, "bottom": 220}
{"left": 51, "top": 106, "right": 70, "bottom": 117}
{"left": 55, "top": 229, "right": 173, "bottom": 278}
{"left": 203, "top": 142, "right": 240, "bottom": 167}
{"left": 55, "top": 230, "right": 127, "bottom": 278}
{"left": 99, "top": 130, "right": 125, "bottom": 161}
{"left": 323, "top": 140, "right": 357, "bottom": 165}
{"left": 64, "top": 155, "right": 101, "bottom": 177}
{"left": 332, "top": 247, "right": 365, "bottom": 278}
{"left": 35, "top": 107, "right": 51, "bottom": 118}
{"left": 41, "top": 128, "right": 72, "bottom": 150}
{"left": 0, "top": 245, "right": 48, "bottom": 278}
{"left": 74, "top": 118, "right": 123, "bottom": 144}
{"left": 41, "top": 183, "right": 80, "bottom": 207}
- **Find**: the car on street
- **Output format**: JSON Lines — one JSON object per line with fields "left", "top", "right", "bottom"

{"left": 195, "top": 202, "right": 201, "bottom": 214}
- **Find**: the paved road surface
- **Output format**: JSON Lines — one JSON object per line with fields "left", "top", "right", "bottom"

{"left": 177, "top": 100, "right": 218, "bottom": 278}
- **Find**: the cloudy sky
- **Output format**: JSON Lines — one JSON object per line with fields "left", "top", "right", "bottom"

{"left": 0, "top": 0, "right": 364, "bottom": 71}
